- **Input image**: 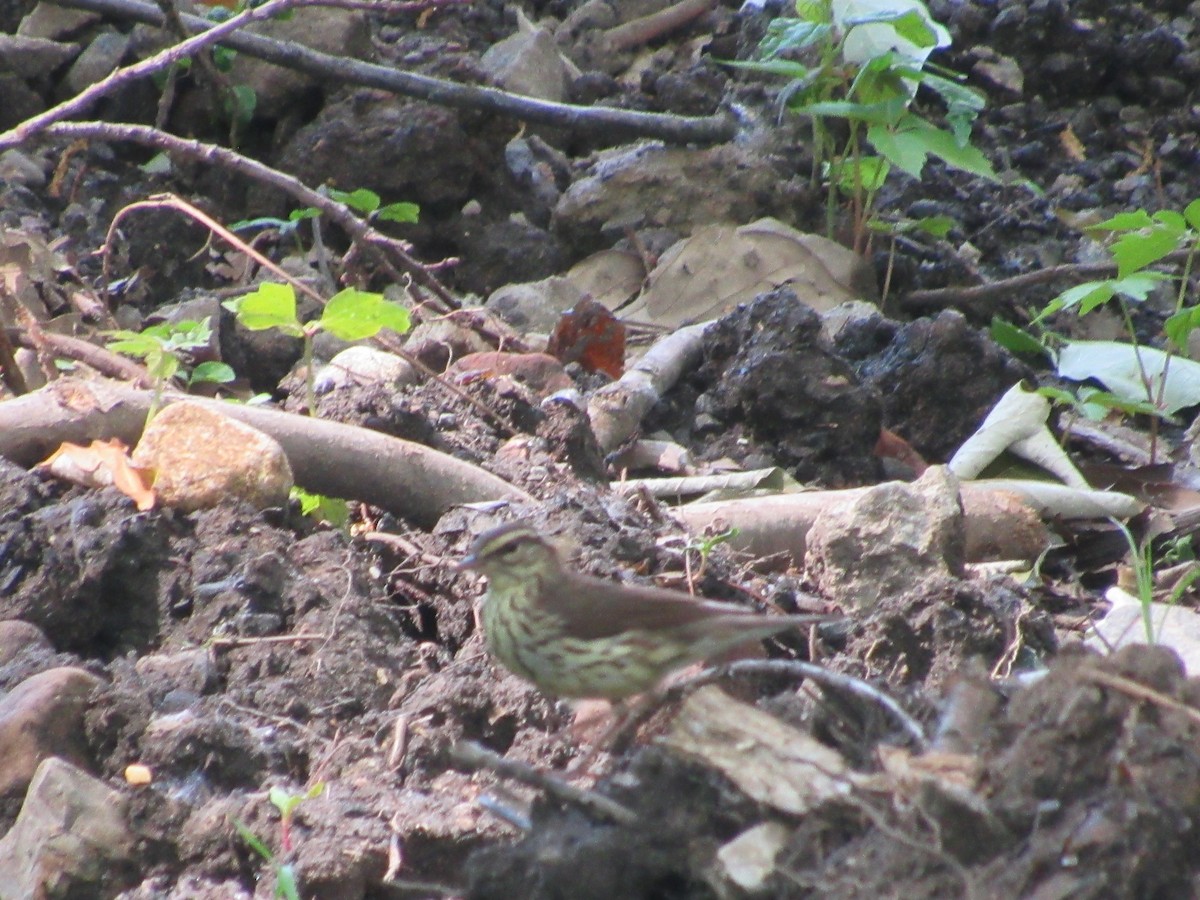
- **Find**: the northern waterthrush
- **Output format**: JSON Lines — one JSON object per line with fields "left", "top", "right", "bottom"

{"left": 459, "top": 522, "right": 827, "bottom": 701}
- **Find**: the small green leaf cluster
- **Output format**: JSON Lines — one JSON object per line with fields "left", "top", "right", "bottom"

{"left": 223, "top": 283, "right": 412, "bottom": 413}
{"left": 106, "top": 317, "right": 235, "bottom": 422}
{"left": 993, "top": 198, "right": 1200, "bottom": 425}
{"left": 733, "top": 0, "right": 997, "bottom": 247}
{"left": 232, "top": 189, "right": 420, "bottom": 241}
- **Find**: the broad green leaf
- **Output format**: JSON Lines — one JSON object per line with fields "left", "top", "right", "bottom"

{"left": 1109, "top": 271, "right": 1169, "bottom": 301}
{"left": 1112, "top": 221, "right": 1185, "bottom": 278}
{"left": 224, "top": 283, "right": 303, "bottom": 335}
{"left": 1086, "top": 210, "right": 1154, "bottom": 233}
{"left": 1037, "top": 281, "right": 1111, "bottom": 321}
{"left": 320, "top": 289, "right": 411, "bottom": 341}
{"left": 190, "top": 361, "right": 236, "bottom": 385}
{"left": 830, "top": 155, "right": 889, "bottom": 193}
{"left": 1184, "top": 198, "right": 1200, "bottom": 231}
{"left": 329, "top": 188, "right": 381, "bottom": 214}
{"left": 377, "top": 202, "right": 420, "bottom": 224}
{"left": 756, "top": 18, "right": 831, "bottom": 56}
{"left": 288, "top": 207, "right": 322, "bottom": 222}
{"left": 225, "top": 85, "right": 256, "bottom": 128}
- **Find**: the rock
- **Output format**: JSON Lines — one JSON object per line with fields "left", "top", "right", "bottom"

{"left": 0, "top": 757, "right": 135, "bottom": 898}
{"left": 0, "top": 619, "right": 52, "bottom": 667}
{"left": 479, "top": 10, "right": 578, "bottom": 102}
{"left": 0, "top": 666, "right": 103, "bottom": 798}
{"left": 552, "top": 142, "right": 805, "bottom": 255}
{"left": 64, "top": 30, "right": 130, "bottom": 94}
{"left": 131, "top": 402, "right": 293, "bottom": 512}
{"left": 448, "top": 352, "right": 574, "bottom": 397}
{"left": 716, "top": 821, "right": 790, "bottom": 893}
{"left": 806, "top": 466, "right": 965, "bottom": 608}
{"left": 0, "top": 33, "right": 79, "bottom": 78}
{"left": 134, "top": 648, "right": 216, "bottom": 697}
{"left": 314, "top": 346, "right": 416, "bottom": 394}
{"left": 17, "top": 2, "right": 98, "bottom": 39}
{"left": 230, "top": 7, "right": 370, "bottom": 116}
{"left": 486, "top": 276, "right": 586, "bottom": 333}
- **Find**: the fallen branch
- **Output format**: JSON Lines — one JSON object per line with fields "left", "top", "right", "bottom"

{"left": 588, "top": 322, "right": 709, "bottom": 452}
{"left": 33, "top": 0, "right": 736, "bottom": 146}
{"left": 901, "top": 249, "right": 1193, "bottom": 314}
{"left": 0, "top": 379, "right": 532, "bottom": 526}
{"left": 5, "top": 327, "right": 150, "bottom": 388}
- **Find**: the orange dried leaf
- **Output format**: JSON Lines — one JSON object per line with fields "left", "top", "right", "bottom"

{"left": 546, "top": 297, "right": 625, "bottom": 379}
{"left": 36, "top": 438, "right": 157, "bottom": 511}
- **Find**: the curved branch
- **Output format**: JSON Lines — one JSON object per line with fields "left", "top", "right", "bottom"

{"left": 0, "top": 379, "right": 532, "bottom": 526}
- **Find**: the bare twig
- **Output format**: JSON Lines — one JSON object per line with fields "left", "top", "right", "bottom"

{"left": 35, "top": 122, "right": 457, "bottom": 311}
{"left": 1083, "top": 668, "right": 1200, "bottom": 728}
{"left": 29, "top": 0, "right": 736, "bottom": 145}
{"left": 449, "top": 740, "right": 638, "bottom": 825}
{"left": 209, "top": 633, "right": 329, "bottom": 648}
{"left": 902, "top": 249, "right": 1194, "bottom": 313}
{"left": 6, "top": 325, "right": 151, "bottom": 386}
{"left": 0, "top": 0, "right": 300, "bottom": 148}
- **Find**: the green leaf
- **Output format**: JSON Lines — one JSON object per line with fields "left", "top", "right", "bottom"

{"left": 224, "top": 84, "right": 256, "bottom": 128}
{"left": 1110, "top": 271, "right": 1169, "bottom": 301}
{"left": 275, "top": 863, "right": 300, "bottom": 900}
{"left": 871, "top": 118, "right": 997, "bottom": 181}
{"left": 140, "top": 153, "right": 173, "bottom": 176}
{"left": 1165, "top": 307, "right": 1200, "bottom": 351}
{"left": 725, "top": 57, "right": 816, "bottom": 80}
{"left": 1184, "top": 198, "right": 1200, "bottom": 231}
{"left": 190, "top": 361, "right": 236, "bottom": 385}
{"left": 212, "top": 45, "right": 236, "bottom": 71}
{"left": 1112, "top": 221, "right": 1186, "bottom": 279}
{"left": 329, "top": 188, "right": 381, "bottom": 214}
{"left": 269, "top": 786, "right": 302, "bottom": 817}
{"left": 794, "top": 0, "right": 829, "bottom": 24}
{"left": 756, "top": 18, "right": 831, "bottom": 57}
{"left": 288, "top": 207, "right": 322, "bottom": 222}
{"left": 1086, "top": 210, "right": 1154, "bottom": 233}
{"left": 223, "top": 283, "right": 303, "bottom": 336}
{"left": 990, "top": 318, "right": 1049, "bottom": 358}
{"left": 829, "top": 155, "right": 889, "bottom": 194}
{"left": 377, "top": 202, "right": 420, "bottom": 224}
{"left": 232, "top": 819, "right": 274, "bottom": 862}
{"left": 231, "top": 216, "right": 293, "bottom": 232}
{"left": 794, "top": 97, "right": 908, "bottom": 124}
{"left": 319, "top": 289, "right": 411, "bottom": 341}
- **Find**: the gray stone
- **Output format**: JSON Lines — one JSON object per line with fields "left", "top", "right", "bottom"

{"left": 0, "top": 666, "right": 102, "bottom": 798}
{"left": 0, "top": 757, "right": 135, "bottom": 899}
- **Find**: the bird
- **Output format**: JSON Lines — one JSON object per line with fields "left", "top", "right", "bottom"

{"left": 459, "top": 521, "right": 828, "bottom": 701}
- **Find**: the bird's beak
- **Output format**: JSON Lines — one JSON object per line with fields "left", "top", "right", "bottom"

{"left": 455, "top": 554, "right": 478, "bottom": 572}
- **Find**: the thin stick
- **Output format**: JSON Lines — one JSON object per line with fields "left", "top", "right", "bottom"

{"left": 449, "top": 740, "right": 637, "bottom": 825}
{"left": 705, "top": 659, "right": 927, "bottom": 749}
{"left": 1083, "top": 668, "right": 1200, "bottom": 728}
{"left": 23, "top": 0, "right": 735, "bottom": 146}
